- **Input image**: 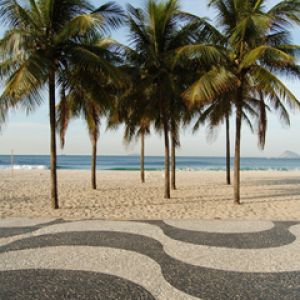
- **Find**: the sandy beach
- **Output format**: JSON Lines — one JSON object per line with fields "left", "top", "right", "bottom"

{"left": 0, "top": 170, "right": 299, "bottom": 220}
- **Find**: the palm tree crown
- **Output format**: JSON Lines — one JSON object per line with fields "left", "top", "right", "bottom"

{"left": 182, "top": 0, "right": 300, "bottom": 203}
{"left": 125, "top": 0, "right": 218, "bottom": 198}
{"left": 0, "top": 0, "right": 124, "bottom": 208}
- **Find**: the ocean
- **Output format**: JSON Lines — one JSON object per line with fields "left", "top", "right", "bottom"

{"left": 0, "top": 155, "right": 300, "bottom": 171}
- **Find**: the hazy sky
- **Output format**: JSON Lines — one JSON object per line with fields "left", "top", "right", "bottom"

{"left": 0, "top": 0, "right": 300, "bottom": 157}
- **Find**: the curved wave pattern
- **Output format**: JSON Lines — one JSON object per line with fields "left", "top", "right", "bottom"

{"left": 0, "top": 269, "right": 156, "bottom": 300}
{"left": 0, "top": 219, "right": 65, "bottom": 239}
{"left": 140, "top": 220, "right": 299, "bottom": 249}
{"left": 0, "top": 219, "right": 299, "bottom": 299}
{"left": 164, "top": 220, "right": 275, "bottom": 233}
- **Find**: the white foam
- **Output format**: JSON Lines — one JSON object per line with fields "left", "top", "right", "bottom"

{"left": 0, "top": 165, "right": 48, "bottom": 170}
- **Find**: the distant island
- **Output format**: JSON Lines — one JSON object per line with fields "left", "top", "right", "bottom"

{"left": 279, "top": 151, "right": 300, "bottom": 159}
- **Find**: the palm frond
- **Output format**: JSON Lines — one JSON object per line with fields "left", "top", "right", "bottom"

{"left": 183, "top": 67, "right": 239, "bottom": 105}
{"left": 93, "top": 1, "right": 124, "bottom": 31}
{"left": 56, "top": 86, "right": 71, "bottom": 148}
{"left": 240, "top": 45, "right": 295, "bottom": 70}
{"left": 250, "top": 65, "right": 300, "bottom": 110}
{"left": 55, "top": 13, "right": 104, "bottom": 43}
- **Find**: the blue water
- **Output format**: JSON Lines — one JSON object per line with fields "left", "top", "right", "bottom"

{"left": 0, "top": 155, "right": 300, "bottom": 171}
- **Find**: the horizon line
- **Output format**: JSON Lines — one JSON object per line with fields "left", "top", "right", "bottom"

{"left": 0, "top": 153, "right": 286, "bottom": 158}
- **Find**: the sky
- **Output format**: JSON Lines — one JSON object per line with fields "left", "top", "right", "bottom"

{"left": 0, "top": 0, "right": 300, "bottom": 157}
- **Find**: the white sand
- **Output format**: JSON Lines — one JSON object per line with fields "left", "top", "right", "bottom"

{"left": 0, "top": 170, "right": 299, "bottom": 220}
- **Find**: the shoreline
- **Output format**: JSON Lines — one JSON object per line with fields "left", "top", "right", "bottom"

{"left": 2, "top": 155, "right": 300, "bottom": 172}
{"left": 2, "top": 168, "right": 300, "bottom": 172}
{"left": 1, "top": 170, "right": 300, "bottom": 220}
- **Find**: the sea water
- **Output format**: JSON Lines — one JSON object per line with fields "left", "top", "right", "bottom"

{"left": 0, "top": 155, "right": 300, "bottom": 171}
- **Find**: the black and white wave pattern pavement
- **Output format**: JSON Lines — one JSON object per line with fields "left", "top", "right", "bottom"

{"left": 0, "top": 219, "right": 300, "bottom": 299}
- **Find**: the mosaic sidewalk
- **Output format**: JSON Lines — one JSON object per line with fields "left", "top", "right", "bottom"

{"left": 0, "top": 219, "right": 299, "bottom": 299}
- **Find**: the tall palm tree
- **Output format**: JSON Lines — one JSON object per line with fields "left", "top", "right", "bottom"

{"left": 181, "top": 0, "right": 300, "bottom": 204}
{"left": 57, "top": 37, "right": 123, "bottom": 191}
{"left": 109, "top": 71, "right": 152, "bottom": 184}
{"left": 225, "top": 112, "right": 231, "bottom": 185}
{"left": 57, "top": 88, "right": 103, "bottom": 190}
{"left": 193, "top": 93, "right": 259, "bottom": 185}
{"left": 137, "top": 120, "right": 150, "bottom": 183}
{"left": 169, "top": 62, "right": 200, "bottom": 190}
{"left": 193, "top": 95, "right": 232, "bottom": 185}
{"left": 126, "top": 118, "right": 151, "bottom": 183}
{"left": 125, "top": 0, "right": 218, "bottom": 198}
{"left": 170, "top": 118, "right": 180, "bottom": 190}
{"left": 0, "top": 0, "right": 123, "bottom": 208}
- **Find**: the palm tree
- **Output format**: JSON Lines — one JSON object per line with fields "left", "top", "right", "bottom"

{"left": 0, "top": 0, "right": 123, "bottom": 208}
{"left": 57, "top": 37, "right": 123, "bottom": 191}
{"left": 181, "top": 0, "right": 300, "bottom": 204}
{"left": 129, "top": 119, "right": 151, "bottom": 184}
{"left": 193, "top": 93, "right": 259, "bottom": 186}
{"left": 170, "top": 63, "right": 200, "bottom": 190}
{"left": 193, "top": 95, "right": 232, "bottom": 185}
{"left": 169, "top": 95, "right": 186, "bottom": 190}
{"left": 136, "top": 119, "right": 151, "bottom": 183}
{"left": 225, "top": 112, "right": 231, "bottom": 185}
{"left": 122, "top": 73, "right": 183, "bottom": 189}
{"left": 109, "top": 69, "right": 152, "bottom": 184}
{"left": 57, "top": 88, "right": 103, "bottom": 190}
{"left": 170, "top": 118, "right": 179, "bottom": 190}
{"left": 125, "top": 0, "right": 218, "bottom": 198}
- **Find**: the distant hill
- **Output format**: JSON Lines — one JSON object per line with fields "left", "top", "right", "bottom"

{"left": 279, "top": 151, "right": 300, "bottom": 159}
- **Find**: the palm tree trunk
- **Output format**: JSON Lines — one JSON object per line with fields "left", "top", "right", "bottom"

{"left": 226, "top": 114, "right": 231, "bottom": 185}
{"left": 91, "top": 137, "right": 97, "bottom": 190}
{"left": 171, "top": 129, "right": 176, "bottom": 190}
{"left": 140, "top": 131, "right": 145, "bottom": 183}
{"left": 234, "top": 104, "right": 242, "bottom": 204}
{"left": 163, "top": 117, "right": 171, "bottom": 199}
{"left": 49, "top": 70, "right": 59, "bottom": 209}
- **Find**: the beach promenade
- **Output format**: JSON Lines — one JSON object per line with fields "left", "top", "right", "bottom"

{"left": 0, "top": 218, "right": 299, "bottom": 299}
